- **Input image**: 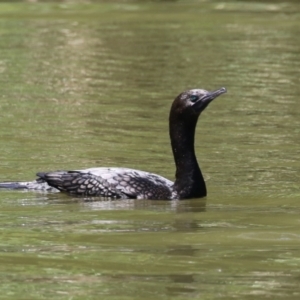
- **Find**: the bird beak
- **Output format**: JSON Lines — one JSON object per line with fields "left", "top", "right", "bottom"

{"left": 193, "top": 87, "right": 227, "bottom": 112}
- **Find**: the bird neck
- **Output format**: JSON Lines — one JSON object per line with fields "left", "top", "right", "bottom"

{"left": 169, "top": 116, "right": 207, "bottom": 199}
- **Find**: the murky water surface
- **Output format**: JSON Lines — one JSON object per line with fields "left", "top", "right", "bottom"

{"left": 0, "top": 1, "right": 300, "bottom": 299}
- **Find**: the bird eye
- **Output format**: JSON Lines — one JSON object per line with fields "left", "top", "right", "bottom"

{"left": 190, "top": 95, "right": 199, "bottom": 102}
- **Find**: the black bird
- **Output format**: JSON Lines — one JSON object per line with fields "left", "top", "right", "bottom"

{"left": 0, "top": 87, "right": 226, "bottom": 199}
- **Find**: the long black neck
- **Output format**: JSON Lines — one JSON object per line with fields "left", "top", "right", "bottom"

{"left": 169, "top": 113, "right": 207, "bottom": 199}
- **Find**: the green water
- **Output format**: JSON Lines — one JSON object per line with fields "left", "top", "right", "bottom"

{"left": 0, "top": 1, "right": 300, "bottom": 299}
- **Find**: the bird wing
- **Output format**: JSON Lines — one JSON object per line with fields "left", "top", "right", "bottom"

{"left": 37, "top": 167, "right": 173, "bottom": 199}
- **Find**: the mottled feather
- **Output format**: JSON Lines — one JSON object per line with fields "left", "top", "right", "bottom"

{"left": 37, "top": 168, "right": 173, "bottom": 199}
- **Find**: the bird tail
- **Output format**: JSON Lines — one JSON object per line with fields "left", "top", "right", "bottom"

{"left": 0, "top": 179, "right": 59, "bottom": 192}
{"left": 0, "top": 182, "right": 30, "bottom": 189}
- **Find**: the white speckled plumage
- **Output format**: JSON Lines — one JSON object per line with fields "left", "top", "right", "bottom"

{"left": 36, "top": 168, "right": 174, "bottom": 199}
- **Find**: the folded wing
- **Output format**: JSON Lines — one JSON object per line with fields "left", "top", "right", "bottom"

{"left": 37, "top": 167, "right": 173, "bottom": 199}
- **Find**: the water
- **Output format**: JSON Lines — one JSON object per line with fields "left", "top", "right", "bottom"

{"left": 0, "top": 1, "right": 300, "bottom": 299}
